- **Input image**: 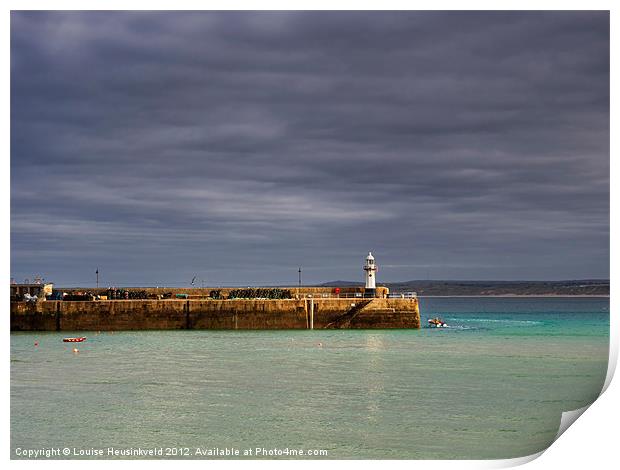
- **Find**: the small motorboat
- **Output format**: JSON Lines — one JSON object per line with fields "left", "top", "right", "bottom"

{"left": 63, "top": 337, "right": 87, "bottom": 343}
{"left": 427, "top": 318, "right": 448, "bottom": 328}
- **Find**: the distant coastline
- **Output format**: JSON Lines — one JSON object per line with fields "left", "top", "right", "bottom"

{"left": 43, "top": 280, "right": 609, "bottom": 298}
{"left": 322, "top": 279, "right": 610, "bottom": 297}
{"left": 418, "top": 294, "right": 609, "bottom": 298}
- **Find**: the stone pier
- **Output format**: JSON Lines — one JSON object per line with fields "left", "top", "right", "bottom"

{"left": 10, "top": 297, "right": 420, "bottom": 331}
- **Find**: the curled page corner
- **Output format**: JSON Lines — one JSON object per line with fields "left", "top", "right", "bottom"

{"left": 544, "top": 338, "right": 618, "bottom": 456}
{"left": 554, "top": 405, "right": 590, "bottom": 442}
{"left": 493, "top": 450, "right": 546, "bottom": 468}
{"left": 489, "top": 405, "right": 593, "bottom": 469}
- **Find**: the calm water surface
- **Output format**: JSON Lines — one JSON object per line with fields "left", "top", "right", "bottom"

{"left": 11, "top": 297, "right": 609, "bottom": 459}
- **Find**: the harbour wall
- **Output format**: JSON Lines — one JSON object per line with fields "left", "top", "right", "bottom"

{"left": 54, "top": 286, "right": 390, "bottom": 298}
{"left": 10, "top": 298, "right": 420, "bottom": 331}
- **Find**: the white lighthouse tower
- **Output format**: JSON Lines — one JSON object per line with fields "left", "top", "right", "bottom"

{"left": 363, "top": 252, "right": 378, "bottom": 297}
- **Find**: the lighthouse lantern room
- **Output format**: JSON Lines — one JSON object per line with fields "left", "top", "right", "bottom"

{"left": 363, "top": 252, "right": 378, "bottom": 297}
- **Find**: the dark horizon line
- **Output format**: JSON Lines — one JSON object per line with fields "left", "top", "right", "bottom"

{"left": 46, "top": 279, "right": 611, "bottom": 289}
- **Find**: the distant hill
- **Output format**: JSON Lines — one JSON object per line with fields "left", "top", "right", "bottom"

{"left": 319, "top": 279, "right": 609, "bottom": 296}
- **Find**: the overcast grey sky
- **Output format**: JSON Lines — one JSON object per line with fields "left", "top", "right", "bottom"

{"left": 11, "top": 11, "right": 609, "bottom": 287}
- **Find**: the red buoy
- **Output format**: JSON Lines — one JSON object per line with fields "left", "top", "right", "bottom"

{"left": 63, "top": 337, "right": 86, "bottom": 343}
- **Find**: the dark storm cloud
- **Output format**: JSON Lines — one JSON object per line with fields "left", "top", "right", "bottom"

{"left": 11, "top": 11, "right": 609, "bottom": 286}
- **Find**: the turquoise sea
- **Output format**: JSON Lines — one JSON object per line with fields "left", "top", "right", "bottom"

{"left": 11, "top": 297, "right": 609, "bottom": 459}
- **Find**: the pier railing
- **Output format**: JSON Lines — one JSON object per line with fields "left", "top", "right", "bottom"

{"left": 295, "top": 293, "right": 417, "bottom": 299}
{"left": 23, "top": 292, "right": 418, "bottom": 302}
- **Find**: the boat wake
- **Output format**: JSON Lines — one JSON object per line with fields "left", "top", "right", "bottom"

{"left": 444, "top": 318, "right": 542, "bottom": 325}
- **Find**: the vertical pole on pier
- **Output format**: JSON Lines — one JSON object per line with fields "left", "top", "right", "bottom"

{"left": 55, "top": 301, "right": 61, "bottom": 331}
{"left": 310, "top": 297, "right": 314, "bottom": 330}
